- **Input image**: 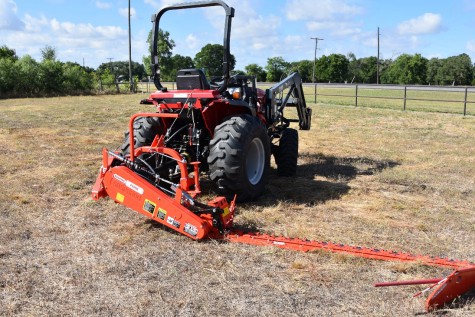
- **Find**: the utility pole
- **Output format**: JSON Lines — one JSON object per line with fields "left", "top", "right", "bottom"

{"left": 107, "top": 57, "right": 113, "bottom": 74}
{"left": 310, "top": 37, "right": 323, "bottom": 102}
{"left": 128, "top": 0, "right": 133, "bottom": 92}
{"left": 377, "top": 27, "right": 380, "bottom": 84}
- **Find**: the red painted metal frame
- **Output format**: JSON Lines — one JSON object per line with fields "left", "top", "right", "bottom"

{"left": 128, "top": 112, "right": 178, "bottom": 163}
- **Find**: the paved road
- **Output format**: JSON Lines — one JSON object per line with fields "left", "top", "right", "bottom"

{"left": 302, "top": 83, "right": 475, "bottom": 92}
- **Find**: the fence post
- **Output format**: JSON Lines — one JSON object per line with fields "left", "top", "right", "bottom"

{"left": 403, "top": 86, "right": 407, "bottom": 111}
{"left": 314, "top": 83, "right": 317, "bottom": 103}
{"left": 464, "top": 87, "right": 468, "bottom": 116}
{"left": 355, "top": 84, "right": 358, "bottom": 107}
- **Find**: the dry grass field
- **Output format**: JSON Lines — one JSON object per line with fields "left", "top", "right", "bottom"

{"left": 1, "top": 94, "right": 474, "bottom": 316}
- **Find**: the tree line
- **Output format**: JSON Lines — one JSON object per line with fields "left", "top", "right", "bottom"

{"left": 0, "top": 45, "right": 98, "bottom": 98}
{"left": 2, "top": 34, "right": 475, "bottom": 98}
{"left": 248, "top": 53, "right": 474, "bottom": 85}
{"left": 141, "top": 30, "right": 475, "bottom": 86}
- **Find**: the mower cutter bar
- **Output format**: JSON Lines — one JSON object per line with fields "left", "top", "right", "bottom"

{"left": 224, "top": 230, "right": 474, "bottom": 269}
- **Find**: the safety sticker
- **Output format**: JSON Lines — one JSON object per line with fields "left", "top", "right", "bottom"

{"left": 113, "top": 174, "right": 144, "bottom": 195}
{"left": 157, "top": 208, "right": 167, "bottom": 220}
{"left": 184, "top": 223, "right": 198, "bottom": 236}
{"left": 143, "top": 199, "right": 156, "bottom": 214}
{"left": 166, "top": 216, "right": 180, "bottom": 228}
{"left": 116, "top": 192, "right": 125, "bottom": 203}
{"left": 222, "top": 207, "right": 230, "bottom": 217}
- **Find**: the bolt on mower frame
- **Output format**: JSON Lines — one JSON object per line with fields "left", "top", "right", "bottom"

{"left": 92, "top": 111, "right": 236, "bottom": 240}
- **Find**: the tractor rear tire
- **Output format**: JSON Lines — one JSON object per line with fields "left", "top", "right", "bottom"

{"left": 275, "top": 128, "right": 298, "bottom": 177}
{"left": 120, "top": 117, "right": 162, "bottom": 155}
{"left": 208, "top": 114, "right": 270, "bottom": 202}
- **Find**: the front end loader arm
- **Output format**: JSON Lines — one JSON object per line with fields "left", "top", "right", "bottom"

{"left": 264, "top": 72, "right": 312, "bottom": 130}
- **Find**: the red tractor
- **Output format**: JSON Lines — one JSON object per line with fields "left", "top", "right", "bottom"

{"left": 92, "top": 0, "right": 311, "bottom": 239}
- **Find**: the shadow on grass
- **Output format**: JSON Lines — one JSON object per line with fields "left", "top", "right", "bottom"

{"left": 253, "top": 152, "right": 399, "bottom": 207}
{"left": 143, "top": 153, "right": 399, "bottom": 237}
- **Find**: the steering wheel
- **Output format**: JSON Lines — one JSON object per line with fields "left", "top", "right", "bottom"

{"left": 209, "top": 76, "right": 225, "bottom": 90}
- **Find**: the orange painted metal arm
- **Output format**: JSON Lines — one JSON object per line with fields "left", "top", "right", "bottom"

{"left": 128, "top": 112, "right": 179, "bottom": 163}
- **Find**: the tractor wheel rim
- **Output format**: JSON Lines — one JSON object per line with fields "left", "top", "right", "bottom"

{"left": 246, "top": 137, "right": 265, "bottom": 185}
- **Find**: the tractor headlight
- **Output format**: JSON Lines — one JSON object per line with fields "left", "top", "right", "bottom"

{"left": 227, "top": 87, "right": 242, "bottom": 100}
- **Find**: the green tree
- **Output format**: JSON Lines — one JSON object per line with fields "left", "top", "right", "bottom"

{"left": 142, "top": 29, "right": 175, "bottom": 78}
{"left": 232, "top": 69, "right": 245, "bottom": 75}
{"left": 97, "top": 60, "right": 146, "bottom": 81}
{"left": 427, "top": 58, "right": 443, "bottom": 85}
{"left": 244, "top": 63, "right": 266, "bottom": 81}
{"left": 314, "top": 54, "right": 349, "bottom": 83}
{"left": 171, "top": 54, "right": 194, "bottom": 70}
{"left": 62, "top": 64, "right": 94, "bottom": 93}
{"left": 348, "top": 55, "right": 378, "bottom": 83}
{"left": 15, "top": 55, "right": 41, "bottom": 96}
{"left": 39, "top": 59, "right": 64, "bottom": 94}
{"left": 0, "top": 45, "right": 18, "bottom": 61}
{"left": 194, "top": 43, "right": 236, "bottom": 78}
{"left": 41, "top": 45, "right": 57, "bottom": 61}
{"left": 288, "top": 60, "right": 313, "bottom": 82}
{"left": 381, "top": 53, "right": 427, "bottom": 84}
{"left": 265, "top": 56, "right": 289, "bottom": 82}
{"left": 315, "top": 55, "right": 330, "bottom": 82}
{"left": 327, "top": 54, "right": 349, "bottom": 83}
{"left": 0, "top": 58, "right": 18, "bottom": 96}
{"left": 441, "top": 54, "right": 473, "bottom": 85}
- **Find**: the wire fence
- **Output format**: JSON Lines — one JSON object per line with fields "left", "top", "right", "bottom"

{"left": 133, "top": 81, "right": 475, "bottom": 116}
{"left": 301, "top": 83, "right": 475, "bottom": 116}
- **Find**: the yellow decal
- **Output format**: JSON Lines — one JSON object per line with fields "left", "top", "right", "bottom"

{"left": 143, "top": 199, "right": 156, "bottom": 214}
{"left": 222, "top": 207, "right": 230, "bottom": 217}
{"left": 116, "top": 192, "right": 125, "bottom": 203}
{"left": 157, "top": 207, "right": 167, "bottom": 220}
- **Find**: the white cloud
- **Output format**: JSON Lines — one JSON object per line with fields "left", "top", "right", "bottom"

{"left": 397, "top": 13, "right": 442, "bottom": 35}
{"left": 307, "top": 20, "right": 361, "bottom": 37}
{"left": 285, "top": 0, "right": 363, "bottom": 21}
{"left": 409, "top": 35, "right": 420, "bottom": 47}
{"left": 95, "top": 1, "right": 112, "bottom": 9}
{"left": 185, "top": 34, "right": 199, "bottom": 50}
{"left": 119, "top": 7, "right": 136, "bottom": 19}
{"left": 144, "top": 0, "right": 182, "bottom": 9}
{"left": 467, "top": 40, "right": 475, "bottom": 53}
{"left": 144, "top": 0, "right": 160, "bottom": 9}
{"left": 0, "top": 0, "right": 25, "bottom": 30}
{"left": 3, "top": 13, "right": 131, "bottom": 67}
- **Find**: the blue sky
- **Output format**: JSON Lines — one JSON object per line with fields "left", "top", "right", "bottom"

{"left": 1, "top": 0, "right": 475, "bottom": 71}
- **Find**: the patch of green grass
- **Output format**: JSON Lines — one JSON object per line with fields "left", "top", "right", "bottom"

{"left": 256, "top": 83, "right": 475, "bottom": 115}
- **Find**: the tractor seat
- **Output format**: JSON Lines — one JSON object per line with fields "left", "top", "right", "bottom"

{"left": 176, "top": 68, "right": 210, "bottom": 90}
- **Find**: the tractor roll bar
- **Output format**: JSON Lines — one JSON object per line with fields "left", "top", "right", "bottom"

{"left": 151, "top": 0, "right": 234, "bottom": 93}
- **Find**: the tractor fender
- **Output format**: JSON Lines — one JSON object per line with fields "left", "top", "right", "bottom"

{"left": 201, "top": 100, "right": 257, "bottom": 137}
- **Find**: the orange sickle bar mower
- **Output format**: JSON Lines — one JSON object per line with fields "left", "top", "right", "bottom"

{"left": 92, "top": 113, "right": 236, "bottom": 240}
{"left": 375, "top": 266, "right": 475, "bottom": 311}
{"left": 92, "top": 116, "right": 475, "bottom": 312}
